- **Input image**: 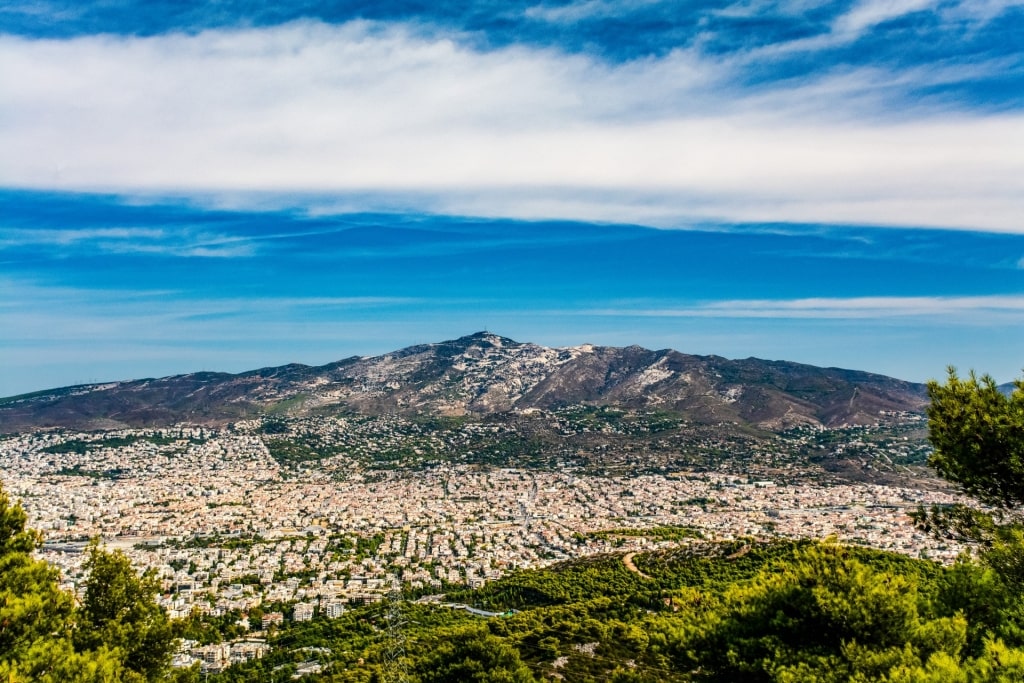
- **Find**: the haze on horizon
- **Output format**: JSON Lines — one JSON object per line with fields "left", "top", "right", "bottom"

{"left": 1, "top": 0, "right": 1023, "bottom": 397}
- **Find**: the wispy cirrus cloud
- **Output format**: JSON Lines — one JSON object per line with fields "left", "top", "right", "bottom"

{"left": 523, "top": 0, "right": 665, "bottom": 23}
{"left": 0, "top": 277, "right": 424, "bottom": 319}
{"left": 0, "top": 227, "right": 166, "bottom": 245}
{"left": 581, "top": 295, "right": 1024, "bottom": 322}
{"left": 939, "top": 0, "right": 1024, "bottom": 25}
{"left": 0, "top": 226, "right": 258, "bottom": 257}
{"left": 833, "top": 0, "right": 937, "bottom": 38}
{"left": 732, "top": 0, "right": 1024, "bottom": 74}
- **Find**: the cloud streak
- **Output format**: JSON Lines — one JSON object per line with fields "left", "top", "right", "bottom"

{"left": 0, "top": 226, "right": 261, "bottom": 257}
{"left": 2, "top": 21, "right": 1023, "bottom": 232}
{"left": 581, "top": 295, "right": 1024, "bottom": 322}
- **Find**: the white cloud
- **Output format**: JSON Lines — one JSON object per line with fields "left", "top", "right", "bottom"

{"left": 1, "top": 21, "right": 1023, "bottom": 232}
{"left": 580, "top": 295, "right": 1024, "bottom": 321}
{"left": 942, "top": 0, "right": 1024, "bottom": 25}
{"left": 0, "top": 226, "right": 258, "bottom": 257}
{"left": 523, "top": 0, "right": 663, "bottom": 22}
{"left": 0, "top": 278, "right": 422, "bottom": 320}
{"left": 728, "top": 0, "right": 1022, "bottom": 70}
{"left": 833, "top": 0, "right": 937, "bottom": 37}
{"left": 0, "top": 227, "right": 166, "bottom": 245}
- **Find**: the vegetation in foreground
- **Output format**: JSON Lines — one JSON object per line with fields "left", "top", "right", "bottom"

{"left": 0, "top": 483, "right": 193, "bottom": 681}
{"left": 184, "top": 536, "right": 1022, "bottom": 682}
{"left": 2, "top": 369, "right": 1023, "bottom": 681}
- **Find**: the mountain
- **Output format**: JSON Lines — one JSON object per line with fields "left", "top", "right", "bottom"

{"left": 1000, "top": 381, "right": 1020, "bottom": 397}
{"left": 0, "top": 332, "right": 927, "bottom": 433}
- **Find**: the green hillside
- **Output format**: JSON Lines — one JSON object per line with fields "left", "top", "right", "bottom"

{"left": 202, "top": 539, "right": 1024, "bottom": 682}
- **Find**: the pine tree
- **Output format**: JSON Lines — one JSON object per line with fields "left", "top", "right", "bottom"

{"left": 74, "top": 541, "right": 176, "bottom": 682}
{"left": 926, "top": 369, "right": 1024, "bottom": 508}
{"left": 675, "top": 542, "right": 968, "bottom": 682}
{"left": 916, "top": 370, "right": 1024, "bottom": 592}
{"left": 0, "top": 482, "right": 124, "bottom": 681}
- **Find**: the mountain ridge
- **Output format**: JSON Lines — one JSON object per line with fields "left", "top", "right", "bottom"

{"left": 0, "top": 332, "right": 927, "bottom": 433}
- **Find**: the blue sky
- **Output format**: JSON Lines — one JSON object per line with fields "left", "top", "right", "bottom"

{"left": 1, "top": 1, "right": 1023, "bottom": 396}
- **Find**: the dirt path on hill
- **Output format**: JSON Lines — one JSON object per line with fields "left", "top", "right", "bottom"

{"left": 726, "top": 544, "right": 751, "bottom": 560}
{"left": 623, "top": 552, "right": 652, "bottom": 580}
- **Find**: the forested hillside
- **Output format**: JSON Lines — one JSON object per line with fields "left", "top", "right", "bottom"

{"left": 191, "top": 539, "right": 1024, "bottom": 682}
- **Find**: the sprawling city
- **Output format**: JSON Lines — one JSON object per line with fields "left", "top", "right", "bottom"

{"left": 1, "top": 406, "right": 971, "bottom": 675}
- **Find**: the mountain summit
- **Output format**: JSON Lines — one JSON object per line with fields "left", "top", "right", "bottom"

{"left": 0, "top": 333, "right": 926, "bottom": 433}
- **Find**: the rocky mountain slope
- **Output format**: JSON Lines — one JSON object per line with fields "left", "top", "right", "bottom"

{"left": 0, "top": 332, "right": 927, "bottom": 433}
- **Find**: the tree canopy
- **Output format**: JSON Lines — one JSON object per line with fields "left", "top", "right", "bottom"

{"left": 926, "top": 368, "right": 1024, "bottom": 509}
{"left": 0, "top": 482, "right": 181, "bottom": 682}
{"left": 75, "top": 541, "right": 176, "bottom": 681}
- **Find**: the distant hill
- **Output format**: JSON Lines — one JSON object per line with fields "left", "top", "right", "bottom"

{"left": 0, "top": 332, "right": 927, "bottom": 433}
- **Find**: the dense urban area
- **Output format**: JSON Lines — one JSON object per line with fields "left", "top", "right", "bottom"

{"left": 0, "top": 408, "right": 969, "bottom": 675}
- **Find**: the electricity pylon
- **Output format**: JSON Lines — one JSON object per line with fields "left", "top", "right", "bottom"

{"left": 382, "top": 576, "right": 408, "bottom": 683}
